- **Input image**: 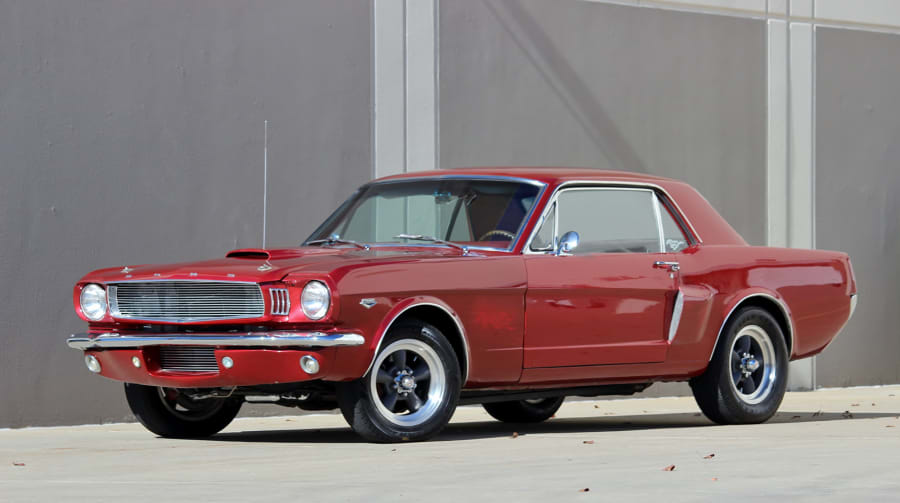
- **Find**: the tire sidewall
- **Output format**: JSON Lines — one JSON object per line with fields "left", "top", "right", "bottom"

{"left": 714, "top": 308, "right": 789, "bottom": 422}
{"left": 124, "top": 383, "right": 242, "bottom": 438}
{"left": 339, "top": 322, "right": 461, "bottom": 442}
{"left": 483, "top": 396, "right": 565, "bottom": 423}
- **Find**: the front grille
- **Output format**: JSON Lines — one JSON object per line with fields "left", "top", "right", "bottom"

{"left": 158, "top": 346, "right": 219, "bottom": 373}
{"left": 109, "top": 281, "right": 265, "bottom": 322}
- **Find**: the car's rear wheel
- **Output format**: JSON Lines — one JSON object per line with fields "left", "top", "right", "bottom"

{"left": 690, "top": 307, "right": 788, "bottom": 424}
{"left": 337, "top": 321, "right": 461, "bottom": 442}
{"left": 483, "top": 397, "right": 564, "bottom": 423}
{"left": 124, "top": 383, "right": 242, "bottom": 438}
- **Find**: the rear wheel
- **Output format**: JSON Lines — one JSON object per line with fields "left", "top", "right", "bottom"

{"left": 337, "top": 321, "right": 461, "bottom": 442}
{"left": 483, "top": 397, "right": 564, "bottom": 423}
{"left": 690, "top": 307, "right": 788, "bottom": 424}
{"left": 124, "top": 383, "right": 242, "bottom": 438}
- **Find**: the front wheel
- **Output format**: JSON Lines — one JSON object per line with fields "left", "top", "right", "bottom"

{"left": 337, "top": 321, "right": 461, "bottom": 442}
{"left": 690, "top": 307, "right": 788, "bottom": 424}
{"left": 124, "top": 383, "right": 243, "bottom": 438}
{"left": 483, "top": 397, "right": 564, "bottom": 423}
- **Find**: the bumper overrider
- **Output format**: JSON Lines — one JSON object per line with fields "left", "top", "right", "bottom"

{"left": 67, "top": 331, "right": 365, "bottom": 387}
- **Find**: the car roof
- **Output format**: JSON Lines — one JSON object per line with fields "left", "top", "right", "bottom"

{"left": 373, "top": 167, "right": 674, "bottom": 186}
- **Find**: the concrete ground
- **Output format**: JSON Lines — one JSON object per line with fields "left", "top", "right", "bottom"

{"left": 1, "top": 386, "right": 898, "bottom": 502}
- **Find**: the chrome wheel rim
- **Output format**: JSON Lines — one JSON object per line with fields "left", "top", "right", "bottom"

{"left": 157, "top": 388, "right": 226, "bottom": 422}
{"left": 370, "top": 336, "right": 447, "bottom": 427}
{"left": 728, "top": 325, "right": 777, "bottom": 405}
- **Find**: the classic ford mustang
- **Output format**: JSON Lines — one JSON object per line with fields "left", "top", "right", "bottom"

{"left": 68, "top": 168, "right": 857, "bottom": 442}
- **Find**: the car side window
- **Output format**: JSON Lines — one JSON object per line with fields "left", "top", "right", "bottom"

{"left": 556, "top": 188, "right": 661, "bottom": 254}
{"left": 659, "top": 203, "right": 689, "bottom": 252}
{"left": 529, "top": 202, "right": 556, "bottom": 252}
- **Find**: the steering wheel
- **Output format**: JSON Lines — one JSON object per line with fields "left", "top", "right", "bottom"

{"left": 478, "top": 229, "right": 516, "bottom": 241}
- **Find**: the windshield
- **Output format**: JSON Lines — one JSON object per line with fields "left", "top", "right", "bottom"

{"left": 305, "top": 178, "right": 543, "bottom": 250}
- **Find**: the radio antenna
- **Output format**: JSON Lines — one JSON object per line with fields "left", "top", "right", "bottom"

{"left": 262, "top": 120, "right": 268, "bottom": 249}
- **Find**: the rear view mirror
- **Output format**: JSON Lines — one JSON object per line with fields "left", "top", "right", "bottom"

{"left": 557, "top": 231, "right": 579, "bottom": 256}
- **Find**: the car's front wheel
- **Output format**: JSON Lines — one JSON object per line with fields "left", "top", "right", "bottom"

{"left": 483, "top": 397, "right": 564, "bottom": 423}
{"left": 124, "top": 383, "right": 243, "bottom": 438}
{"left": 690, "top": 307, "right": 788, "bottom": 424}
{"left": 337, "top": 321, "right": 461, "bottom": 442}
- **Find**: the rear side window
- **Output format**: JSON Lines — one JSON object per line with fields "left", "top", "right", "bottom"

{"left": 557, "top": 188, "right": 661, "bottom": 254}
{"left": 659, "top": 204, "right": 689, "bottom": 252}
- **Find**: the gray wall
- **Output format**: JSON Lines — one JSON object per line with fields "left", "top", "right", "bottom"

{"left": 4, "top": 0, "right": 900, "bottom": 428}
{"left": 815, "top": 27, "right": 900, "bottom": 387}
{"left": 0, "top": 0, "right": 371, "bottom": 428}
{"left": 439, "top": 0, "right": 767, "bottom": 245}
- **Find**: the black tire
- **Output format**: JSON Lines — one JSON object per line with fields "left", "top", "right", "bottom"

{"left": 124, "top": 383, "right": 243, "bottom": 438}
{"left": 483, "top": 397, "right": 564, "bottom": 423}
{"left": 690, "top": 307, "right": 789, "bottom": 424}
{"left": 337, "top": 321, "right": 461, "bottom": 443}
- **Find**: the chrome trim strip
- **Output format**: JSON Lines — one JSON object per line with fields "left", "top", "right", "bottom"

{"left": 364, "top": 302, "right": 471, "bottom": 384}
{"left": 708, "top": 293, "right": 795, "bottom": 361}
{"left": 522, "top": 180, "right": 703, "bottom": 253}
{"left": 67, "top": 331, "right": 365, "bottom": 350}
{"left": 849, "top": 293, "right": 858, "bottom": 319}
{"left": 668, "top": 290, "right": 685, "bottom": 342}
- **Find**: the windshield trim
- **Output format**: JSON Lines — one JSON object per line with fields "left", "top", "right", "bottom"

{"left": 304, "top": 175, "right": 548, "bottom": 253}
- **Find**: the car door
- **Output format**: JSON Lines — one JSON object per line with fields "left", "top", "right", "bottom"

{"left": 523, "top": 186, "right": 681, "bottom": 368}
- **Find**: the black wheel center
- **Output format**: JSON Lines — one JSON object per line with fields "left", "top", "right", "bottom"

{"left": 394, "top": 370, "right": 417, "bottom": 394}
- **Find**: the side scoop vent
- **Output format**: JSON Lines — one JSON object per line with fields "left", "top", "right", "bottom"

{"left": 226, "top": 249, "right": 271, "bottom": 260}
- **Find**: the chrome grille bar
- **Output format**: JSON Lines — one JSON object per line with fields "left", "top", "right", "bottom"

{"left": 158, "top": 346, "right": 219, "bottom": 373}
{"left": 110, "top": 281, "right": 265, "bottom": 322}
{"left": 270, "top": 288, "right": 290, "bottom": 316}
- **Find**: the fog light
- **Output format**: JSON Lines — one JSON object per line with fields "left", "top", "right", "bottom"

{"left": 131, "top": 356, "right": 141, "bottom": 368}
{"left": 222, "top": 356, "right": 234, "bottom": 369}
{"left": 300, "top": 355, "right": 319, "bottom": 374}
{"left": 85, "top": 355, "right": 102, "bottom": 373}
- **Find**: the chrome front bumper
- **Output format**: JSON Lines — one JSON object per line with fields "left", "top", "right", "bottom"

{"left": 67, "top": 331, "right": 365, "bottom": 350}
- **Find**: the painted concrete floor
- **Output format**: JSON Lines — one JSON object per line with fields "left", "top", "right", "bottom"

{"left": 2, "top": 386, "right": 899, "bottom": 502}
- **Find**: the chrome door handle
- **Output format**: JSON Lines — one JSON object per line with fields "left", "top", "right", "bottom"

{"left": 654, "top": 261, "right": 680, "bottom": 272}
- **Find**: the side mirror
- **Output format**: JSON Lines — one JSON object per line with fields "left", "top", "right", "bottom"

{"left": 556, "top": 231, "right": 579, "bottom": 256}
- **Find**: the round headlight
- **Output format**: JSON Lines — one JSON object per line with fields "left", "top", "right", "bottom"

{"left": 79, "top": 284, "right": 108, "bottom": 321}
{"left": 301, "top": 281, "right": 330, "bottom": 320}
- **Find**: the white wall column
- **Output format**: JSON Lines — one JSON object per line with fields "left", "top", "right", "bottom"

{"left": 373, "top": 0, "right": 437, "bottom": 178}
{"left": 767, "top": 0, "right": 816, "bottom": 391}
{"left": 405, "top": 0, "right": 438, "bottom": 172}
{"left": 372, "top": 0, "right": 406, "bottom": 178}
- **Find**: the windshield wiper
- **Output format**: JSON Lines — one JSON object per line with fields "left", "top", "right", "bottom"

{"left": 393, "top": 234, "right": 469, "bottom": 255}
{"left": 305, "top": 234, "right": 370, "bottom": 250}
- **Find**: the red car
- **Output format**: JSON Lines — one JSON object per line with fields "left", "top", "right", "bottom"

{"left": 68, "top": 168, "right": 857, "bottom": 442}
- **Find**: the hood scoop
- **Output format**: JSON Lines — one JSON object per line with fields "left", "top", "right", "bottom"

{"left": 226, "top": 249, "right": 271, "bottom": 260}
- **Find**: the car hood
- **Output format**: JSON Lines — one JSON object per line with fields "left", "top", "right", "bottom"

{"left": 80, "top": 246, "right": 499, "bottom": 284}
